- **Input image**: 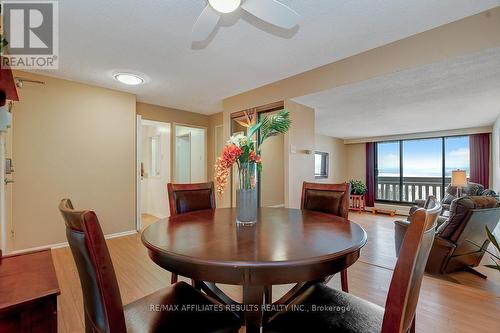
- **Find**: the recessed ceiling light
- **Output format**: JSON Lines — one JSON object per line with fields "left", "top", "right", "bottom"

{"left": 113, "top": 73, "right": 144, "bottom": 85}
{"left": 208, "top": 0, "right": 241, "bottom": 14}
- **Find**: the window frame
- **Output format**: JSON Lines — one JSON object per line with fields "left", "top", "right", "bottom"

{"left": 314, "top": 151, "right": 329, "bottom": 179}
{"left": 374, "top": 135, "right": 469, "bottom": 204}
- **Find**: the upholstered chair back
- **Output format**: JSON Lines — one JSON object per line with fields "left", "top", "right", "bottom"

{"left": 59, "top": 199, "right": 126, "bottom": 333}
{"left": 382, "top": 202, "right": 441, "bottom": 333}
{"left": 167, "top": 182, "right": 216, "bottom": 216}
{"left": 301, "top": 182, "right": 351, "bottom": 218}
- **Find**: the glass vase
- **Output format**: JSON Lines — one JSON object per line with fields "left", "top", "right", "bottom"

{"left": 236, "top": 162, "right": 258, "bottom": 224}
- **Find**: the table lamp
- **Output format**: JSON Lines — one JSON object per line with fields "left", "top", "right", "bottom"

{"left": 451, "top": 169, "right": 467, "bottom": 197}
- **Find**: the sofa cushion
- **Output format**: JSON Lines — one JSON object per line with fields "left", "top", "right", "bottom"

{"left": 437, "top": 196, "right": 498, "bottom": 241}
{"left": 303, "top": 189, "right": 344, "bottom": 216}
{"left": 442, "top": 183, "right": 485, "bottom": 205}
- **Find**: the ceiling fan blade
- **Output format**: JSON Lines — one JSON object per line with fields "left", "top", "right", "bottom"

{"left": 192, "top": 5, "right": 220, "bottom": 42}
{"left": 241, "top": 0, "right": 299, "bottom": 29}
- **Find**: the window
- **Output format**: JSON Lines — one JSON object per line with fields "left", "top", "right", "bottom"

{"left": 315, "top": 152, "right": 329, "bottom": 179}
{"left": 375, "top": 136, "right": 469, "bottom": 203}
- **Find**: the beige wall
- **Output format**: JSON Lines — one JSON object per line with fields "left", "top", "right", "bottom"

{"left": 345, "top": 143, "right": 366, "bottom": 184}
{"left": 314, "top": 135, "right": 347, "bottom": 183}
{"left": 283, "top": 100, "right": 315, "bottom": 208}
{"left": 223, "top": 8, "right": 500, "bottom": 110}
{"left": 207, "top": 112, "right": 223, "bottom": 182}
{"left": 261, "top": 111, "right": 285, "bottom": 207}
{"left": 137, "top": 102, "right": 210, "bottom": 127}
{"left": 12, "top": 71, "right": 136, "bottom": 250}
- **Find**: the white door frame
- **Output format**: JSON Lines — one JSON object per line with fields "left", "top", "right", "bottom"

{"left": 135, "top": 115, "right": 142, "bottom": 231}
{"left": 0, "top": 131, "right": 6, "bottom": 254}
{"left": 136, "top": 117, "right": 172, "bottom": 231}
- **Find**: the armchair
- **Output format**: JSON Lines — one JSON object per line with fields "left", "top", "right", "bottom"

{"left": 395, "top": 196, "right": 500, "bottom": 277}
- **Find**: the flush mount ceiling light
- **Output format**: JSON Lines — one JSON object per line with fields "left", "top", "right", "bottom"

{"left": 208, "top": 0, "right": 241, "bottom": 13}
{"left": 113, "top": 73, "right": 144, "bottom": 85}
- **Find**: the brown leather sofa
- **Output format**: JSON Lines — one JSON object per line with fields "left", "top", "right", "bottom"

{"left": 411, "top": 182, "right": 492, "bottom": 216}
{"left": 395, "top": 196, "right": 500, "bottom": 277}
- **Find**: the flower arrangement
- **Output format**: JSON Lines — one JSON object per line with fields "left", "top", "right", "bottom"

{"left": 215, "top": 109, "right": 291, "bottom": 195}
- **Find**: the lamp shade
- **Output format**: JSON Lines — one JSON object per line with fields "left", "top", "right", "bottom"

{"left": 451, "top": 170, "right": 467, "bottom": 187}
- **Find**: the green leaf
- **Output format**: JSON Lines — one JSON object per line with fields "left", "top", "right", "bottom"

{"left": 484, "top": 264, "right": 500, "bottom": 271}
{"left": 485, "top": 226, "right": 500, "bottom": 252}
{"left": 247, "top": 123, "right": 261, "bottom": 139}
{"left": 259, "top": 110, "right": 291, "bottom": 145}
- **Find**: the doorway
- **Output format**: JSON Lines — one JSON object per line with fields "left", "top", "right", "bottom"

{"left": 137, "top": 119, "right": 171, "bottom": 230}
{"left": 173, "top": 125, "right": 207, "bottom": 183}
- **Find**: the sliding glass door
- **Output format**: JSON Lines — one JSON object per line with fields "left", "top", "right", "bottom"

{"left": 375, "top": 136, "right": 470, "bottom": 203}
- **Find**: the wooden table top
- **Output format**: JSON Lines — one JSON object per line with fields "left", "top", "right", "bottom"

{"left": 142, "top": 208, "right": 367, "bottom": 268}
{"left": 0, "top": 249, "right": 60, "bottom": 312}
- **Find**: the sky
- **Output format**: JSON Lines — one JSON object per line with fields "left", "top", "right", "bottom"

{"left": 377, "top": 136, "right": 469, "bottom": 178}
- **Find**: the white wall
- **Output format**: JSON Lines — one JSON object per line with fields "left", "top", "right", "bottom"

{"left": 489, "top": 112, "right": 500, "bottom": 238}
{"left": 492, "top": 113, "right": 500, "bottom": 192}
{"left": 174, "top": 126, "right": 206, "bottom": 183}
{"left": 190, "top": 128, "right": 206, "bottom": 183}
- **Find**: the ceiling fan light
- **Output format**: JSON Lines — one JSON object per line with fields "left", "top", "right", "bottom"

{"left": 208, "top": 0, "right": 241, "bottom": 14}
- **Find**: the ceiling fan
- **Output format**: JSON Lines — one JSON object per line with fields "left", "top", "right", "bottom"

{"left": 193, "top": 0, "right": 300, "bottom": 42}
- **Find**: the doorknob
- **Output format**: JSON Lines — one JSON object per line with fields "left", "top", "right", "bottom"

{"left": 4, "top": 178, "right": 14, "bottom": 185}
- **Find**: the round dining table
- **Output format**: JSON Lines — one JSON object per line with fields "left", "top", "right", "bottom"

{"left": 141, "top": 207, "right": 367, "bottom": 333}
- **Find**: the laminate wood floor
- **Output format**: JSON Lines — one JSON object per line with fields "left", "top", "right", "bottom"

{"left": 52, "top": 212, "right": 500, "bottom": 333}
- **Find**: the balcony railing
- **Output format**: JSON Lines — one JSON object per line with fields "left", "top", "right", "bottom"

{"left": 376, "top": 176, "right": 451, "bottom": 202}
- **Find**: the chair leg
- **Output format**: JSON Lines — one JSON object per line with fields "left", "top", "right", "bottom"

{"left": 409, "top": 314, "right": 416, "bottom": 333}
{"left": 171, "top": 273, "right": 178, "bottom": 284}
{"left": 264, "top": 286, "right": 272, "bottom": 304}
{"left": 340, "top": 269, "right": 349, "bottom": 292}
{"left": 463, "top": 266, "right": 487, "bottom": 279}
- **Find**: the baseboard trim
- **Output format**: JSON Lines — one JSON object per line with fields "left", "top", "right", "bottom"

{"left": 8, "top": 229, "right": 138, "bottom": 255}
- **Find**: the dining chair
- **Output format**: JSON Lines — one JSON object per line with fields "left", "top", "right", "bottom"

{"left": 301, "top": 182, "right": 351, "bottom": 292}
{"left": 167, "top": 182, "right": 216, "bottom": 284}
{"left": 167, "top": 182, "right": 216, "bottom": 216}
{"left": 59, "top": 199, "right": 240, "bottom": 333}
{"left": 264, "top": 202, "right": 442, "bottom": 333}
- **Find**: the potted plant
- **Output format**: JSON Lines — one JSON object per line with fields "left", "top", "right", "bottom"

{"left": 215, "top": 109, "right": 291, "bottom": 224}
{"left": 481, "top": 227, "right": 500, "bottom": 272}
{"left": 350, "top": 180, "right": 367, "bottom": 196}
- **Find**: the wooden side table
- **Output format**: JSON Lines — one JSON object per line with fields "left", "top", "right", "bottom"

{"left": 0, "top": 249, "right": 60, "bottom": 333}
{"left": 349, "top": 194, "right": 366, "bottom": 213}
